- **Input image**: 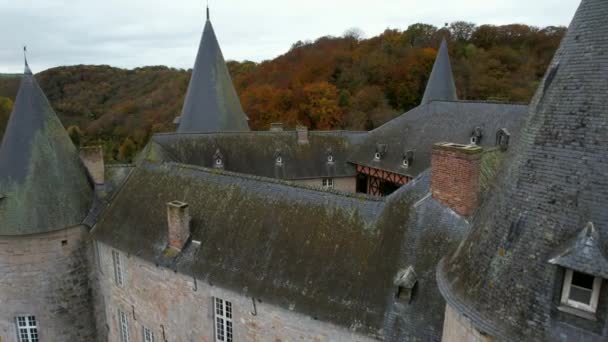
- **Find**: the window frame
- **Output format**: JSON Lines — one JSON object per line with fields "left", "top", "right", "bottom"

{"left": 322, "top": 178, "right": 334, "bottom": 189}
{"left": 560, "top": 269, "right": 602, "bottom": 313}
{"left": 112, "top": 249, "right": 125, "bottom": 287}
{"left": 15, "top": 315, "right": 38, "bottom": 342}
{"left": 142, "top": 326, "right": 154, "bottom": 342}
{"left": 214, "top": 297, "right": 233, "bottom": 342}
{"left": 118, "top": 309, "right": 130, "bottom": 342}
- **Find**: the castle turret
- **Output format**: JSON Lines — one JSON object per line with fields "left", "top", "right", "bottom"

{"left": 177, "top": 7, "right": 250, "bottom": 133}
{"left": 0, "top": 55, "right": 95, "bottom": 341}
{"left": 437, "top": 0, "right": 608, "bottom": 340}
{"left": 421, "top": 38, "right": 458, "bottom": 105}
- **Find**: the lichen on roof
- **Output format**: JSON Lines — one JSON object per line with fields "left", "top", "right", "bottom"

{"left": 0, "top": 64, "right": 92, "bottom": 235}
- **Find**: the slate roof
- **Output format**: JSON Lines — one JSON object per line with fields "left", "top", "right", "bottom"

{"left": 91, "top": 159, "right": 472, "bottom": 339}
{"left": 0, "top": 63, "right": 92, "bottom": 235}
{"left": 438, "top": 0, "right": 608, "bottom": 340}
{"left": 177, "top": 9, "right": 250, "bottom": 133}
{"left": 421, "top": 39, "right": 458, "bottom": 105}
{"left": 347, "top": 100, "right": 528, "bottom": 177}
{"left": 549, "top": 223, "right": 608, "bottom": 279}
{"left": 144, "top": 130, "right": 366, "bottom": 180}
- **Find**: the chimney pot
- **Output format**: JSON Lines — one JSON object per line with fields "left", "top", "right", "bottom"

{"left": 167, "top": 200, "right": 191, "bottom": 251}
{"left": 79, "top": 146, "right": 105, "bottom": 185}
{"left": 431, "top": 142, "right": 482, "bottom": 216}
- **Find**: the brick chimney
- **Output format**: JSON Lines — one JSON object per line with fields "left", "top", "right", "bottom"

{"left": 167, "top": 201, "right": 191, "bottom": 251}
{"left": 431, "top": 143, "right": 482, "bottom": 216}
{"left": 296, "top": 126, "right": 309, "bottom": 144}
{"left": 79, "top": 146, "right": 105, "bottom": 185}
{"left": 270, "top": 123, "right": 284, "bottom": 132}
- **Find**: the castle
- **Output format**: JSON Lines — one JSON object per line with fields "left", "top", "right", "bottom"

{"left": 0, "top": 0, "right": 606, "bottom": 341}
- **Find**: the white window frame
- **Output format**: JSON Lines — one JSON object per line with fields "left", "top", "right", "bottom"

{"left": 118, "top": 309, "right": 130, "bottom": 342}
{"left": 15, "top": 315, "right": 38, "bottom": 342}
{"left": 142, "top": 326, "right": 154, "bottom": 342}
{"left": 560, "top": 269, "right": 602, "bottom": 313}
{"left": 214, "top": 297, "right": 233, "bottom": 342}
{"left": 322, "top": 178, "right": 334, "bottom": 189}
{"left": 112, "top": 249, "right": 125, "bottom": 287}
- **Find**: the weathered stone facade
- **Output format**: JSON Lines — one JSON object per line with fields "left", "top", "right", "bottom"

{"left": 0, "top": 226, "right": 96, "bottom": 342}
{"left": 441, "top": 305, "right": 495, "bottom": 342}
{"left": 94, "top": 242, "right": 376, "bottom": 342}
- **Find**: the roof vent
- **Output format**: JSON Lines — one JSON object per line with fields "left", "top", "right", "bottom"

{"left": 470, "top": 127, "right": 483, "bottom": 145}
{"left": 173, "top": 116, "right": 181, "bottom": 124}
{"left": 270, "top": 123, "right": 284, "bottom": 132}
{"left": 213, "top": 149, "right": 224, "bottom": 169}
{"left": 402, "top": 150, "right": 414, "bottom": 169}
{"left": 374, "top": 144, "right": 388, "bottom": 161}
{"left": 496, "top": 128, "right": 511, "bottom": 151}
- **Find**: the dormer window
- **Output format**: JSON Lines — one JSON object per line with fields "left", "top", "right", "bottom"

{"left": 374, "top": 144, "right": 387, "bottom": 161}
{"left": 327, "top": 155, "right": 334, "bottom": 163}
{"left": 402, "top": 150, "right": 414, "bottom": 169}
{"left": 212, "top": 149, "right": 224, "bottom": 169}
{"left": 470, "top": 127, "right": 483, "bottom": 145}
{"left": 496, "top": 128, "right": 511, "bottom": 151}
{"left": 276, "top": 156, "right": 283, "bottom": 166}
{"left": 394, "top": 266, "right": 417, "bottom": 304}
{"left": 326, "top": 148, "right": 335, "bottom": 164}
{"left": 561, "top": 269, "right": 602, "bottom": 314}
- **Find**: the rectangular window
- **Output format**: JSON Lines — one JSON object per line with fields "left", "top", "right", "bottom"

{"left": 214, "top": 297, "right": 233, "bottom": 342}
{"left": 15, "top": 316, "right": 38, "bottom": 342}
{"left": 112, "top": 250, "right": 125, "bottom": 287}
{"left": 143, "top": 326, "right": 154, "bottom": 342}
{"left": 118, "top": 309, "right": 130, "bottom": 342}
{"left": 322, "top": 178, "right": 334, "bottom": 189}
{"left": 561, "top": 269, "right": 602, "bottom": 313}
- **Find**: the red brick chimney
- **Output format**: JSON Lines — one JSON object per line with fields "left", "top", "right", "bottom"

{"left": 167, "top": 201, "right": 191, "bottom": 251}
{"left": 79, "top": 146, "right": 105, "bottom": 185}
{"left": 431, "top": 143, "right": 482, "bottom": 216}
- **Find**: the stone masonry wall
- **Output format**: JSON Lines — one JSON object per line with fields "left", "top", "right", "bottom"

{"left": 431, "top": 144, "right": 481, "bottom": 216}
{"left": 293, "top": 176, "right": 357, "bottom": 193}
{"left": 0, "top": 225, "right": 96, "bottom": 342}
{"left": 441, "top": 305, "right": 495, "bottom": 342}
{"left": 94, "top": 241, "right": 377, "bottom": 342}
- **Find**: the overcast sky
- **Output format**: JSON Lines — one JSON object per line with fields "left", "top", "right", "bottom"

{"left": 0, "top": 0, "right": 580, "bottom": 73}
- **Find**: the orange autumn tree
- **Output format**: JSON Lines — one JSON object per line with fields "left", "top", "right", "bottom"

{"left": 299, "top": 81, "right": 343, "bottom": 130}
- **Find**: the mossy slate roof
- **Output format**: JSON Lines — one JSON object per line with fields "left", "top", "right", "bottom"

{"left": 145, "top": 131, "right": 366, "bottom": 180}
{"left": 439, "top": 0, "right": 608, "bottom": 340}
{"left": 348, "top": 100, "right": 528, "bottom": 177}
{"left": 0, "top": 66, "right": 92, "bottom": 235}
{"left": 92, "top": 161, "right": 468, "bottom": 338}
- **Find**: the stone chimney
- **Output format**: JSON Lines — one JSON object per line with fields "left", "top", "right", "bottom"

{"left": 79, "top": 146, "right": 105, "bottom": 185}
{"left": 270, "top": 123, "right": 284, "bottom": 132}
{"left": 431, "top": 142, "right": 482, "bottom": 216}
{"left": 296, "top": 126, "right": 309, "bottom": 144}
{"left": 167, "top": 201, "right": 191, "bottom": 251}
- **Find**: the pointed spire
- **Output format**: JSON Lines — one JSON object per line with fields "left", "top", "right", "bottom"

{"left": 177, "top": 7, "right": 250, "bottom": 133}
{"left": 206, "top": 3, "right": 210, "bottom": 21}
{"left": 23, "top": 46, "right": 32, "bottom": 75}
{"left": 0, "top": 56, "right": 92, "bottom": 235}
{"left": 421, "top": 38, "right": 458, "bottom": 105}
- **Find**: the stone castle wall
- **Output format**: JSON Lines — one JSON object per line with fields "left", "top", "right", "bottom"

{"left": 0, "top": 225, "right": 96, "bottom": 342}
{"left": 441, "top": 305, "right": 495, "bottom": 342}
{"left": 94, "top": 241, "right": 376, "bottom": 342}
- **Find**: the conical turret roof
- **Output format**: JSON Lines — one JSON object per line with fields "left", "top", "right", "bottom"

{"left": 421, "top": 38, "right": 458, "bottom": 104}
{"left": 0, "top": 61, "right": 92, "bottom": 235}
{"left": 177, "top": 8, "right": 250, "bottom": 133}
{"left": 438, "top": 0, "right": 608, "bottom": 340}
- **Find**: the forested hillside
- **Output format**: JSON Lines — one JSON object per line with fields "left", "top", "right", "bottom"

{"left": 0, "top": 22, "right": 565, "bottom": 162}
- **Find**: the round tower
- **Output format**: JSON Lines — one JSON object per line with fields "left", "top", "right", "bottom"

{"left": 0, "top": 58, "right": 95, "bottom": 341}
{"left": 437, "top": 0, "right": 608, "bottom": 341}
